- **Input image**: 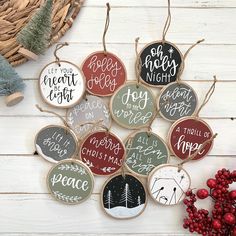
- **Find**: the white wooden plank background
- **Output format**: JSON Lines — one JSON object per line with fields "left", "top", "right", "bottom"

{"left": 1, "top": 0, "right": 236, "bottom": 235}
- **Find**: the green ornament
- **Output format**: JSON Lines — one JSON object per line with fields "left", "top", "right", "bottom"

{"left": 125, "top": 131, "right": 169, "bottom": 177}
{"left": 47, "top": 160, "right": 94, "bottom": 205}
{"left": 17, "top": 0, "right": 53, "bottom": 60}
{"left": 110, "top": 82, "right": 156, "bottom": 129}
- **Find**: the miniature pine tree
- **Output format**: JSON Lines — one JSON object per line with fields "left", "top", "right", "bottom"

{"left": 120, "top": 183, "right": 133, "bottom": 208}
{"left": 137, "top": 196, "right": 141, "bottom": 206}
{"left": 17, "top": 0, "right": 53, "bottom": 60}
{"left": 104, "top": 190, "right": 114, "bottom": 209}
{"left": 0, "top": 54, "right": 25, "bottom": 106}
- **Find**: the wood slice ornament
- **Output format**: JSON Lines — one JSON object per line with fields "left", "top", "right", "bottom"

{"left": 82, "top": 51, "right": 126, "bottom": 96}
{"left": 80, "top": 130, "right": 125, "bottom": 175}
{"left": 168, "top": 78, "right": 217, "bottom": 161}
{"left": 148, "top": 164, "right": 191, "bottom": 205}
{"left": 168, "top": 117, "right": 213, "bottom": 160}
{"left": 110, "top": 82, "right": 156, "bottom": 129}
{"left": 66, "top": 95, "right": 111, "bottom": 138}
{"left": 138, "top": 0, "right": 204, "bottom": 88}
{"left": 125, "top": 131, "right": 169, "bottom": 177}
{"left": 139, "top": 41, "right": 183, "bottom": 87}
{"left": 147, "top": 135, "right": 217, "bottom": 206}
{"left": 39, "top": 43, "right": 85, "bottom": 108}
{"left": 47, "top": 159, "right": 94, "bottom": 205}
{"left": 81, "top": 3, "right": 126, "bottom": 97}
{"left": 158, "top": 81, "right": 198, "bottom": 122}
{"left": 35, "top": 125, "right": 77, "bottom": 163}
{"left": 101, "top": 173, "right": 147, "bottom": 219}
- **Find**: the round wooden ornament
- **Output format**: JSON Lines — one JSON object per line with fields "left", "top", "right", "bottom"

{"left": 101, "top": 173, "right": 147, "bottom": 219}
{"left": 139, "top": 41, "right": 184, "bottom": 87}
{"left": 158, "top": 81, "right": 198, "bottom": 122}
{"left": 148, "top": 164, "right": 191, "bottom": 205}
{"left": 66, "top": 95, "right": 111, "bottom": 137}
{"left": 47, "top": 159, "right": 94, "bottom": 205}
{"left": 82, "top": 51, "right": 126, "bottom": 96}
{"left": 110, "top": 82, "right": 156, "bottom": 129}
{"left": 168, "top": 117, "right": 214, "bottom": 161}
{"left": 35, "top": 125, "right": 78, "bottom": 163}
{"left": 80, "top": 130, "right": 125, "bottom": 176}
{"left": 125, "top": 131, "right": 169, "bottom": 177}
{"left": 39, "top": 60, "right": 85, "bottom": 108}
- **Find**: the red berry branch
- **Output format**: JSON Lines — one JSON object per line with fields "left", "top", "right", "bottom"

{"left": 183, "top": 168, "right": 236, "bottom": 236}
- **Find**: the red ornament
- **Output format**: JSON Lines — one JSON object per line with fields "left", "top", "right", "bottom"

{"left": 212, "top": 219, "right": 222, "bottom": 230}
{"left": 183, "top": 168, "right": 236, "bottom": 235}
{"left": 168, "top": 117, "right": 214, "bottom": 161}
{"left": 196, "top": 189, "right": 209, "bottom": 199}
{"left": 82, "top": 51, "right": 126, "bottom": 96}
{"left": 232, "top": 227, "right": 236, "bottom": 236}
{"left": 80, "top": 131, "right": 125, "bottom": 175}
{"left": 230, "top": 190, "right": 236, "bottom": 200}
{"left": 206, "top": 178, "right": 217, "bottom": 189}
{"left": 224, "top": 213, "right": 236, "bottom": 225}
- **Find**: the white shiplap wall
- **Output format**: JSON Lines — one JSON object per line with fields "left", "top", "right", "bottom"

{"left": 1, "top": 0, "right": 236, "bottom": 235}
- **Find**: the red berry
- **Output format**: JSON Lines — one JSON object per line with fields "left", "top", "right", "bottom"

{"left": 207, "top": 178, "right": 217, "bottom": 189}
{"left": 232, "top": 227, "right": 236, "bottom": 236}
{"left": 197, "top": 189, "right": 209, "bottom": 199}
{"left": 212, "top": 219, "right": 222, "bottom": 230}
{"left": 223, "top": 213, "right": 236, "bottom": 225}
{"left": 229, "top": 190, "right": 236, "bottom": 200}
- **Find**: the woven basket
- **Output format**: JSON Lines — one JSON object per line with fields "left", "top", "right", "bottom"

{"left": 0, "top": 0, "right": 84, "bottom": 66}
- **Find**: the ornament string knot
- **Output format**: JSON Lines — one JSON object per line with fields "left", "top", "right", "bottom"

{"left": 162, "top": 0, "right": 171, "bottom": 44}
{"left": 102, "top": 3, "right": 111, "bottom": 55}
{"left": 177, "top": 133, "right": 218, "bottom": 172}
{"left": 53, "top": 42, "right": 69, "bottom": 66}
{"left": 135, "top": 37, "right": 141, "bottom": 86}
{"left": 195, "top": 76, "right": 217, "bottom": 118}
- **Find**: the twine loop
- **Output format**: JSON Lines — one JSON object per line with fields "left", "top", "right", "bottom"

{"left": 53, "top": 42, "right": 69, "bottom": 66}
{"left": 102, "top": 3, "right": 111, "bottom": 55}
{"left": 195, "top": 76, "right": 217, "bottom": 118}
{"left": 176, "top": 39, "right": 205, "bottom": 84}
{"left": 35, "top": 104, "right": 70, "bottom": 135}
{"left": 162, "top": 0, "right": 171, "bottom": 44}
{"left": 135, "top": 37, "right": 141, "bottom": 87}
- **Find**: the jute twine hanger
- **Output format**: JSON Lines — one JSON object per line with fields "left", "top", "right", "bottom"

{"left": 177, "top": 133, "right": 218, "bottom": 172}
{"left": 162, "top": 0, "right": 171, "bottom": 44}
{"left": 194, "top": 76, "right": 217, "bottom": 118}
{"left": 36, "top": 104, "right": 70, "bottom": 130}
{"left": 135, "top": 37, "right": 141, "bottom": 87}
{"left": 102, "top": 3, "right": 111, "bottom": 55}
{"left": 175, "top": 39, "right": 205, "bottom": 84}
{"left": 36, "top": 105, "right": 110, "bottom": 140}
{"left": 53, "top": 42, "right": 69, "bottom": 66}
{"left": 77, "top": 119, "right": 110, "bottom": 134}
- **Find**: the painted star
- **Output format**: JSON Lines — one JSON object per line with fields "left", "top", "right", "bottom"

{"left": 168, "top": 47, "right": 174, "bottom": 58}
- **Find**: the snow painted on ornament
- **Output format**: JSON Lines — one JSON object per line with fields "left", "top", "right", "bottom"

{"left": 102, "top": 174, "right": 146, "bottom": 219}
{"left": 104, "top": 205, "right": 145, "bottom": 218}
